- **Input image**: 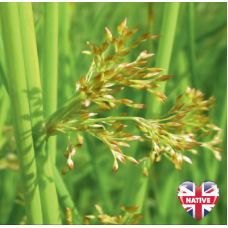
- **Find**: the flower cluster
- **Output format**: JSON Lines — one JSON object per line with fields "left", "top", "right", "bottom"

{"left": 138, "top": 87, "right": 222, "bottom": 172}
{"left": 84, "top": 204, "right": 144, "bottom": 225}
{"left": 45, "top": 19, "right": 222, "bottom": 175}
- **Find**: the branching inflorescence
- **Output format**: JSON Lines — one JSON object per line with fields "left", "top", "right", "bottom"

{"left": 45, "top": 19, "right": 222, "bottom": 175}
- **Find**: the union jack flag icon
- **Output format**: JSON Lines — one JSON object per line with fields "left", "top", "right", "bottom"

{"left": 178, "top": 181, "right": 219, "bottom": 221}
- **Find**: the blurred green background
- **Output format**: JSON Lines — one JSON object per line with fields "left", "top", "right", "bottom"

{"left": 0, "top": 2, "right": 227, "bottom": 225}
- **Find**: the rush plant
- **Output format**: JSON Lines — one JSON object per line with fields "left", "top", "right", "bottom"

{"left": 0, "top": 2, "right": 224, "bottom": 225}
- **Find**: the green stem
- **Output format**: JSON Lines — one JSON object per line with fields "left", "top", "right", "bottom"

{"left": 42, "top": 2, "right": 58, "bottom": 163}
{"left": 17, "top": 3, "right": 61, "bottom": 224}
{"left": 0, "top": 2, "right": 43, "bottom": 224}
{"left": 0, "top": 36, "right": 9, "bottom": 94}
{"left": 187, "top": 2, "right": 197, "bottom": 88}
{"left": 53, "top": 165, "right": 83, "bottom": 224}
{"left": 58, "top": 2, "right": 73, "bottom": 102}
{"left": 147, "top": 2, "right": 180, "bottom": 116}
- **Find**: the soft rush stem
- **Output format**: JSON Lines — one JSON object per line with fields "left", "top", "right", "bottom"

{"left": 17, "top": 3, "right": 61, "bottom": 224}
{"left": 0, "top": 2, "right": 43, "bottom": 224}
{"left": 42, "top": 2, "right": 58, "bottom": 163}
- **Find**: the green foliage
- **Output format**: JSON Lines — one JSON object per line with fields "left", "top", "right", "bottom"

{"left": 0, "top": 2, "right": 226, "bottom": 225}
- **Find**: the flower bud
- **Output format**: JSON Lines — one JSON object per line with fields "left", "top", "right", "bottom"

{"left": 105, "top": 27, "right": 112, "bottom": 41}
{"left": 177, "top": 154, "right": 182, "bottom": 167}
{"left": 67, "top": 156, "right": 74, "bottom": 170}
{"left": 94, "top": 204, "right": 102, "bottom": 213}
{"left": 70, "top": 148, "right": 76, "bottom": 156}
{"left": 112, "top": 160, "right": 118, "bottom": 172}
{"left": 183, "top": 156, "right": 193, "bottom": 164}
{"left": 127, "top": 156, "right": 139, "bottom": 165}
{"left": 116, "top": 154, "right": 126, "bottom": 163}
{"left": 143, "top": 167, "right": 148, "bottom": 177}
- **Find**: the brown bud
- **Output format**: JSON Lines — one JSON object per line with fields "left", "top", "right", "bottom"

{"left": 109, "top": 102, "right": 118, "bottom": 109}
{"left": 124, "top": 31, "right": 133, "bottom": 40}
{"left": 143, "top": 167, "right": 148, "bottom": 177}
{"left": 94, "top": 204, "right": 102, "bottom": 213}
{"left": 85, "top": 215, "right": 96, "bottom": 219}
{"left": 86, "top": 41, "right": 93, "bottom": 50}
{"left": 183, "top": 156, "right": 193, "bottom": 164}
{"left": 120, "top": 205, "right": 125, "bottom": 211}
{"left": 155, "top": 155, "right": 161, "bottom": 162}
{"left": 116, "top": 154, "right": 126, "bottom": 163}
{"left": 134, "top": 60, "right": 148, "bottom": 66}
{"left": 149, "top": 35, "right": 162, "bottom": 40}
{"left": 77, "top": 133, "right": 84, "bottom": 145}
{"left": 117, "top": 18, "right": 127, "bottom": 34}
{"left": 177, "top": 154, "right": 182, "bottom": 167}
{"left": 147, "top": 67, "right": 165, "bottom": 72}
{"left": 66, "top": 207, "right": 71, "bottom": 217}
{"left": 132, "top": 25, "right": 139, "bottom": 34}
{"left": 70, "top": 148, "right": 76, "bottom": 156}
{"left": 127, "top": 156, "right": 139, "bottom": 165}
{"left": 155, "top": 74, "right": 173, "bottom": 82}
{"left": 109, "top": 86, "right": 124, "bottom": 94}
{"left": 118, "top": 39, "right": 125, "bottom": 49}
{"left": 150, "top": 152, "right": 156, "bottom": 164}
{"left": 130, "top": 40, "right": 140, "bottom": 48}
{"left": 62, "top": 166, "right": 68, "bottom": 175}
{"left": 166, "top": 122, "right": 182, "bottom": 127}
{"left": 105, "top": 27, "right": 112, "bottom": 41}
{"left": 130, "top": 84, "right": 148, "bottom": 90}
{"left": 67, "top": 156, "right": 74, "bottom": 170}
{"left": 138, "top": 32, "right": 150, "bottom": 41}
{"left": 82, "top": 50, "right": 91, "bottom": 55}
{"left": 175, "top": 94, "right": 184, "bottom": 104}
{"left": 117, "top": 142, "right": 130, "bottom": 147}
{"left": 93, "top": 45, "right": 101, "bottom": 55}
{"left": 110, "top": 38, "right": 118, "bottom": 46}
{"left": 116, "top": 50, "right": 131, "bottom": 56}
{"left": 80, "top": 76, "right": 87, "bottom": 87}
{"left": 118, "top": 99, "right": 133, "bottom": 105}
{"left": 83, "top": 218, "right": 89, "bottom": 225}
{"left": 112, "top": 160, "right": 119, "bottom": 172}
{"left": 104, "top": 55, "right": 114, "bottom": 62}
{"left": 122, "top": 26, "right": 129, "bottom": 36}
{"left": 101, "top": 40, "right": 109, "bottom": 52}
{"left": 139, "top": 50, "right": 154, "bottom": 59}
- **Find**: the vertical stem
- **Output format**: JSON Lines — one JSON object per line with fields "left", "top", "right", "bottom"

{"left": 0, "top": 36, "right": 9, "bottom": 94}
{"left": 58, "top": 2, "right": 73, "bottom": 101}
{"left": 153, "top": 3, "right": 180, "bottom": 95}
{"left": 17, "top": 3, "right": 61, "bottom": 224}
{"left": 187, "top": 2, "right": 197, "bottom": 88}
{"left": 42, "top": 2, "right": 58, "bottom": 163}
{"left": 0, "top": 2, "right": 43, "bottom": 224}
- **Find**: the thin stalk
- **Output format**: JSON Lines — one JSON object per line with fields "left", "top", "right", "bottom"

{"left": 17, "top": 3, "right": 61, "bottom": 224}
{"left": 0, "top": 34, "right": 9, "bottom": 94}
{"left": 42, "top": 3, "right": 58, "bottom": 163}
{"left": 58, "top": 2, "right": 73, "bottom": 101}
{"left": 187, "top": 2, "right": 197, "bottom": 88}
{"left": 0, "top": 2, "right": 43, "bottom": 224}
{"left": 53, "top": 165, "right": 83, "bottom": 224}
{"left": 120, "top": 2, "right": 180, "bottom": 215}
{"left": 153, "top": 3, "right": 180, "bottom": 97}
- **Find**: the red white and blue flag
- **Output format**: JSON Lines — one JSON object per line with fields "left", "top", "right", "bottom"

{"left": 178, "top": 181, "right": 219, "bottom": 221}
